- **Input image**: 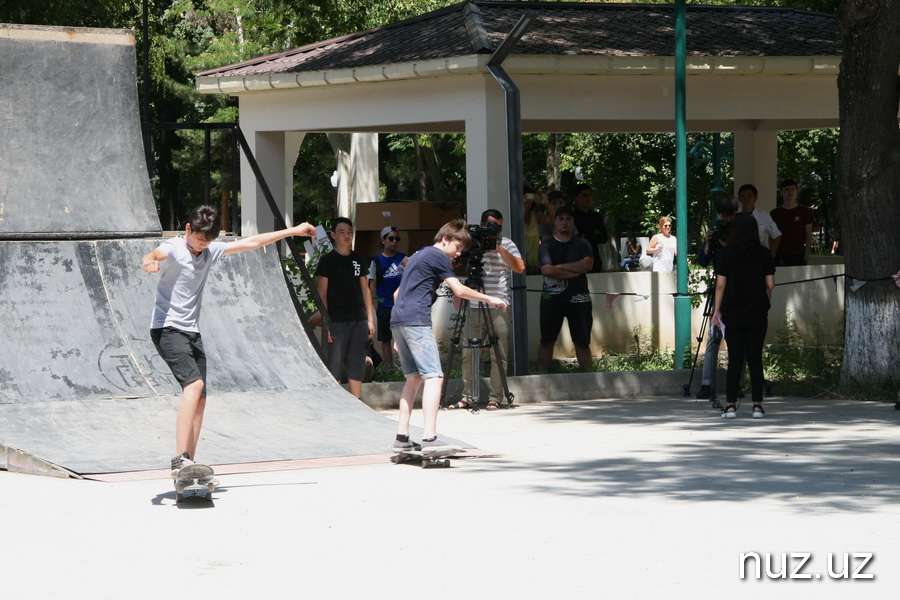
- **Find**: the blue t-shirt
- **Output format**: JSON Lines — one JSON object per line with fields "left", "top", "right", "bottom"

{"left": 367, "top": 252, "right": 407, "bottom": 308}
{"left": 390, "top": 246, "right": 456, "bottom": 328}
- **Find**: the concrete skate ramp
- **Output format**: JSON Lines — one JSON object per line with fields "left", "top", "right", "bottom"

{"left": 0, "top": 24, "right": 160, "bottom": 239}
{"left": 0, "top": 239, "right": 401, "bottom": 475}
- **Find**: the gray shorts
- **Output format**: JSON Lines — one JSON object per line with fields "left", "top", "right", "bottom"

{"left": 150, "top": 327, "right": 207, "bottom": 397}
{"left": 326, "top": 319, "right": 369, "bottom": 382}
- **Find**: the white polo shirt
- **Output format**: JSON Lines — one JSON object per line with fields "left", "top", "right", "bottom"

{"left": 740, "top": 208, "right": 782, "bottom": 246}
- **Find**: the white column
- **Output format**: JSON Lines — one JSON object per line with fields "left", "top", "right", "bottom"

{"left": 240, "top": 130, "right": 288, "bottom": 235}
{"left": 733, "top": 130, "right": 779, "bottom": 211}
{"left": 464, "top": 79, "right": 508, "bottom": 223}
{"left": 327, "top": 133, "right": 353, "bottom": 219}
{"left": 350, "top": 132, "right": 379, "bottom": 223}
{"left": 283, "top": 132, "right": 307, "bottom": 227}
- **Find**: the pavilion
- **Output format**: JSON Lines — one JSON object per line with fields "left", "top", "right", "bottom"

{"left": 195, "top": 1, "right": 842, "bottom": 368}
{"left": 196, "top": 1, "right": 841, "bottom": 233}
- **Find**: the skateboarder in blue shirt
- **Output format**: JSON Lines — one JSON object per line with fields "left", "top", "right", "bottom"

{"left": 141, "top": 205, "right": 316, "bottom": 476}
{"left": 389, "top": 219, "right": 507, "bottom": 453}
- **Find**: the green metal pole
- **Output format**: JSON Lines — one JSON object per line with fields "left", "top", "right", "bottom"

{"left": 674, "top": 0, "right": 691, "bottom": 370}
{"left": 712, "top": 133, "right": 723, "bottom": 217}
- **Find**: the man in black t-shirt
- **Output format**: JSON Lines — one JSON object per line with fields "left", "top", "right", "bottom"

{"left": 537, "top": 207, "right": 595, "bottom": 373}
{"left": 571, "top": 184, "right": 608, "bottom": 273}
{"left": 316, "top": 217, "right": 375, "bottom": 399}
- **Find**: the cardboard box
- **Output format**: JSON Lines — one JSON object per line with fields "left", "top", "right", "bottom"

{"left": 355, "top": 201, "right": 461, "bottom": 231}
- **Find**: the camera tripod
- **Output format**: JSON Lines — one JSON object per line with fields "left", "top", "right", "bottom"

{"left": 683, "top": 287, "right": 725, "bottom": 409}
{"left": 440, "top": 273, "right": 515, "bottom": 413}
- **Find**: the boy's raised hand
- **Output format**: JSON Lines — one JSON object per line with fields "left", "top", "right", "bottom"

{"left": 292, "top": 223, "right": 317, "bottom": 238}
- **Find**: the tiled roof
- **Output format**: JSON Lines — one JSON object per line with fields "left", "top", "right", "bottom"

{"left": 197, "top": 2, "right": 841, "bottom": 78}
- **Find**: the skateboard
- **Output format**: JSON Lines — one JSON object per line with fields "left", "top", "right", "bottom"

{"left": 390, "top": 448, "right": 458, "bottom": 468}
{"left": 174, "top": 463, "right": 217, "bottom": 502}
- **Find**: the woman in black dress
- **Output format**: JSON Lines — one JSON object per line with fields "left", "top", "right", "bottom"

{"left": 711, "top": 213, "right": 776, "bottom": 418}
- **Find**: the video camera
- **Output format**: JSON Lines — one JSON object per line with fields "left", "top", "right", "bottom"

{"left": 466, "top": 222, "right": 500, "bottom": 252}
{"left": 456, "top": 222, "right": 501, "bottom": 282}
{"left": 708, "top": 219, "right": 731, "bottom": 249}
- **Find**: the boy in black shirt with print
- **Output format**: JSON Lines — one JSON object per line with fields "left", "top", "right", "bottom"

{"left": 316, "top": 217, "right": 375, "bottom": 398}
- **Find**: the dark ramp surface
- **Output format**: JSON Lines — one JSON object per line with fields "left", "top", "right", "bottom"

{"left": 0, "top": 24, "right": 160, "bottom": 239}
{"left": 0, "top": 239, "right": 401, "bottom": 475}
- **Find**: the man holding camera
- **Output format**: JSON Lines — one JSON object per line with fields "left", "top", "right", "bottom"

{"left": 695, "top": 195, "right": 739, "bottom": 399}
{"left": 450, "top": 209, "right": 525, "bottom": 410}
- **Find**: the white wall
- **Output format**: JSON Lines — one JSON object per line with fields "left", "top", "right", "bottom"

{"left": 429, "top": 264, "right": 845, "bottom": 363}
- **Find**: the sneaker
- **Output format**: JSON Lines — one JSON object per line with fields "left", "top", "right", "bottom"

{"left": 170, "top": 452, "right": 193, "bottom": 478}
{"left": 752, "top": 404, "right": 766, "bottom": 419}
{"left": 420, "top": 436, "right": 462, "bottom": 453}
{"left": 391, "top": 438, "right": 422, "bottom": 453}
{"left": 695, "top": 385, "right": 713, "bottom": 399}
{"left": 721, "top": 405, "right": 737, "bottom": 419}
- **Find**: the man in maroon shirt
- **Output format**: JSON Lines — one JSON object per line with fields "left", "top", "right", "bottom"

{"left": 770, "top": 179, "right": 814, "bottom": 266}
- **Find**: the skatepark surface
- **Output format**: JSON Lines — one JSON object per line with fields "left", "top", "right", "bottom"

{"left": 2, "top": 395, "right": 898, "bottom": 599}
{"left": 3, "top": 22, "right": 897, "bottom": 598}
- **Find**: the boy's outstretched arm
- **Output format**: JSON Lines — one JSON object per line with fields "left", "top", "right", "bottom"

{"left": 445, "top": 277, "right": 508, "bottom": 311}
{"left": 224, "top": 223, "right": 317, "bottom": 256}
{"left": 141, "top": 249, "right": 168, "bottom": 273}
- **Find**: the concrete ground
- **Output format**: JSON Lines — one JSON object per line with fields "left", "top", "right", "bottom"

{"left": 2, "top": 396, "right": 898, "bottom": 599}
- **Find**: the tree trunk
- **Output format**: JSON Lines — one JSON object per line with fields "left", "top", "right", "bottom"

{"left": 546, "top": 133, "right": 561, "bottom": 191}
{"left": 422, "top": 143, "right": 447, "bottom": 203}
{"left": 412, "top": 135, "right": 428, "bottom": 201}
{"left": 836, "top": 0, "right": 900, "bottom": 389}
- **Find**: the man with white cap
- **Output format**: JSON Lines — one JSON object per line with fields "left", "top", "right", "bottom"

{"left": 368, "top": 226, "right": 407, "bottom": 369}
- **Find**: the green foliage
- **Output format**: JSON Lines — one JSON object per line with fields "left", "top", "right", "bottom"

{"left": 381, "top": 133, "right": 467, "bottom": 203}
{"left": 552, "top": 132, "right": 734, "bottom": 240}
{"left": 281, "top": 242, "right": 327, "bottom": 318}
{"left": 0, "top": 0, "right": 137, "bottom": 28}
{"left": 599, "top": 325, "right": 676, "bottom": 372}
{"left": 3, "top": 1, "right": 842, "bottom": 241}
{"left": 372, "top": 364, "right": 406, "bottom": 383}
{"left": 687, "top": 264, "right": 714, "bottom": 310}
{"left": 293, "top": 134, "right": 339, "bottom": 225}
{"left": 763, "top": 311, "right": 843, "bottom": 396}
{"left": 542, "top": 325, "right": 676, "bottom": 374}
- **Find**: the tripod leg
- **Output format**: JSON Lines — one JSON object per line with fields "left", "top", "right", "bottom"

{"left": 684, "top": 290, "right": 714, "bottom": 396}
{"left": 464, "top": 302, "right": 482, "bottom": 411}
{"left": 441, "top": 300, "right": 467, "bottom": 409}
{"left": 480, "top": 304, "right": 515, "bottom": 408}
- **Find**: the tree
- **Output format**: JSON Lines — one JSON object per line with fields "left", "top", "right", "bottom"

{"left": 835, "top": 0, "right": 900, "bottom": 391}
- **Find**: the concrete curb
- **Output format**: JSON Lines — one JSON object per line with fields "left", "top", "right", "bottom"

{"left": 360, "top": 368, "right": 727, "bottom": 410}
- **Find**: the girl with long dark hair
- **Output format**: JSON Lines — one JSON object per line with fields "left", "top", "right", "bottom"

{"left": 711, "top": 213, "right": 776, "bottom": 418}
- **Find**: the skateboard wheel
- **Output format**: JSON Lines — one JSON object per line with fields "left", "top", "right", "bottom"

{"left": 176, "top": 493, "right": 184, "bottom": 503}
{"left": 204, "top": 493, "right": 212, "bottom": 501}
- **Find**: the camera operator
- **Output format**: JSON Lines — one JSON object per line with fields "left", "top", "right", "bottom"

{"left": 695, "top": 194, "right": 738, "bottom": 399}
{"left": 448, "top": 209, "right": 525, "bottom": 410}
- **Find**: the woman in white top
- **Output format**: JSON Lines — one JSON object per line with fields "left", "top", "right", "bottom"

{"left": 647, "top": 216, "right": 677, "bottom": 272}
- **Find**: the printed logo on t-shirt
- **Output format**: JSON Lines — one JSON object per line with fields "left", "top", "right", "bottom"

{"left": 543, "top": 276, "right": 567, "bottom": 295}
{"left": 384, "top": 261, "right": 404, "bottom": 279}
{"left": 353, "top": 260, "right": 361, "bottom": 276}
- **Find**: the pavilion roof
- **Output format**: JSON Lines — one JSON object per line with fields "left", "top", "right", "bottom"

{"left": 197, "top": 2, "right": 841, "bottom": 79}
